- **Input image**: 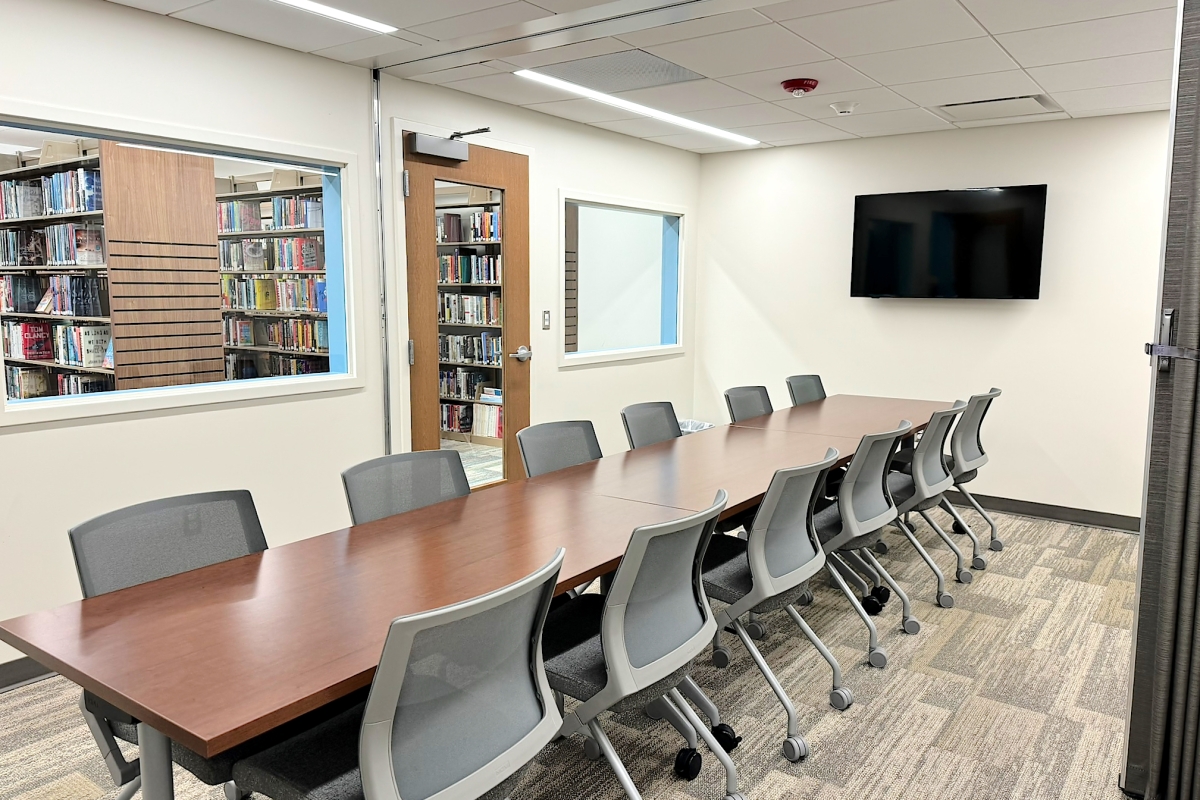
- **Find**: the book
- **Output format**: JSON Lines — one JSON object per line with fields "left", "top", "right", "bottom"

{"left": 18, "top": 229, "right": 45, "bottom": 266}
{"left": 74, "top": 226, "right": 104, "bottom": 265}
{"left": 0, "top": 275, "right": 45, "bottom": 313}
{"left": 3, "top": 320, "right": 52, "bottom": 360}
{"left": 101, "top": 338, "right": 114, "bottom": 369}
{"left": 253, "top": 279, "right": 278, "bottom": 310}
{"left": 4, "top": 365, "right": 51, "bottom": 399}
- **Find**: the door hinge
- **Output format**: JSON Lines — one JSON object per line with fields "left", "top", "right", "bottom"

{"left": 408, "top": 339, "right": 415, "bottom": 366}
{"left": 402, "top": 170, "right": 410, "bottom": 198}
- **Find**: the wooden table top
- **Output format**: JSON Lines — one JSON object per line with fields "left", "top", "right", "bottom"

{"left": 0, "top": 482, "right": 691, "bottom": 757}
{"left": 0, "top": 394, "right": 949, "bottom": 760}
{"left": 729, "top": 394, "right": 951, "bottom": 438}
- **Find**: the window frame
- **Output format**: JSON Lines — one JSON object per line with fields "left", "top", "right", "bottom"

{"left": 558, "top": 189, "right": 686, "bottom": 369}
{"left": 0, "top": 111, "right": 365, "bottom": 429}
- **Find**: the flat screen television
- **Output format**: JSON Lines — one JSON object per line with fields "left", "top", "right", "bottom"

{"left": 851, "top": 184, "right": 1047, "bottom": 299}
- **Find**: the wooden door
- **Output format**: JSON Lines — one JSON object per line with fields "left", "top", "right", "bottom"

{"left": 402, "top": 135, "right": 530, "bottom": 484}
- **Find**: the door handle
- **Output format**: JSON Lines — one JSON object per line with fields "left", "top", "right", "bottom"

{"left": 508, "top": 346, "right": 532, "bottom": 362}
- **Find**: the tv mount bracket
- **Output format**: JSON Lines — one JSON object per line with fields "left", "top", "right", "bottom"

{"left": 1145, "top": 309, "right": 1200, "bottom": 371}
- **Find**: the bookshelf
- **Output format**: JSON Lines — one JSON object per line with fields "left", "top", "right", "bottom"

{"left": 216, "top": 183, "right": 330, "bottom": 381}
{"left": 436, "top": 184, "right": 504, "bottom": 448}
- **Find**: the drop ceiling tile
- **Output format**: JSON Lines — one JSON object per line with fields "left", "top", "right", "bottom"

{"left": 847, "top": 37, "right": 1018, "bottom": 85}
{"left": 107, "top": 0, "right": 207, "bottom": 12}
{"left": 685, "top": 103, "right": 807, "bottom": 127}
{"left": 593, "top": 117, "right": 693, "bottom": 138}
{"left": 731, "top": 119, "right": 856, "bottom": 142}
{"left": 783, "top": 0, "right": 986, "bottom": 58}
{"left": 1052, "top": 79, "right": 1173, "bottom": 112}
{"left": 958, "top": 0, "right": 1176, "bottom": 35}
{"left": 522, "top": 98, "right": 639, "bottom": 123}
{"left": 692, "top": 143, "right": 765, "bottom": 154}
{"left": 954, "top": 112, "right": 1071, "bottom": 127}
{"left": 644, "top": 132, "right": 759, "bottom": 151}
{"left": 614, "top": 80, "right": 763, "bottom": 112}
{"left": 756, "top": 0, "right": 891, "bottom": 22}
{"left": 332, "top": 0, "right": 516, "bottom": 30}
{"left": 312, "top": 34, "right": 424, "bottom": 61}
{"left": 617, "top": 10, "right": 771, "bottom": 48}
{"left": 441, "top": 71, "right": 580, "bottom": 104}
{"left": 410, "top": 63, "right": 505, "bottom": 84}
{"left": 891, "top": 70, "right": 1042, "bottom": 107}
{"left": 774, "top": 86, "right": 914, "bottom": 117}
{"left": 531, "top": 0, "right": 622, "bottom": 10}
{"left": 408, "top": 2, "right": 553, "bottom": 41}
{"left": 502, "top": 38, "right": 632, "bottom": 69}
{"left": 643, "top": 24, "right": 830, "bottom": 78}
{"left": 823, "top": 107, "right": 952, "bottom": 135}
{"left": 1027, "top": 50, "right": 1175, "bottom": 92}
{"left": 172, "top": 0, "right": 374, "bottom": 52}
{"left": 719, "top": 60, "right": 877, "bottom": 101}
{"left": 996, "top": 9, "right": 1178, "bottom": 68}
{"left": 1071, "top": 103, "right": 1171, "bottom": 117}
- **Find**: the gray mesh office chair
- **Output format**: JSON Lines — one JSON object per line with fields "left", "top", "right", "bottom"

{"left": 69, "top": 491, "right": 269, "bottom": 800}
{"left": 813, "top": 422, "right": 918, "bottom": 668}
{"left": 543, "top": 492, "right": 748, "bottom": 800}
{"left": 704, "top": 449, "right": 855, "bottom": 730}
{"left": 342, "top": 450, "right": 471, "bottom": 525}
{"left": 516, "top": 420, "right": 603, "bottom": 478}
{"left": 785, "top": 375, "right": 826, "bottom": 407}
{"left": 620, "top": 401, "right": 683, "bottom": 450}
{"left": 231, "top": 550, "right": 566, "bottom": 800}
{"left": 950, "top": 388, "right": 1004, "bottom": 552}
{"left": 724, "top": 386, "right": 773, "bottom": 423}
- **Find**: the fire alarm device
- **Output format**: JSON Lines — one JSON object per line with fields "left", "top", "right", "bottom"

{"left": 781, "top": 78, "right": 819, "bottom": 97}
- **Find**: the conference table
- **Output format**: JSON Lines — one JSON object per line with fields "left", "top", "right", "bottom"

{"left": 0, "top": 394, "right": 950, "bottom": 799}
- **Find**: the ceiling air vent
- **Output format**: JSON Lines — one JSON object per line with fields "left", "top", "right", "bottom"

{"left": 939, "top": 95, "right": 1060, "bottom": 122}
{"left": 537, "top": 50, "right": 704, "bottom": 94}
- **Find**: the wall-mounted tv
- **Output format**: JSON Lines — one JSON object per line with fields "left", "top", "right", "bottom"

{"left": 850, "top": 184, "right": 1047, "bottom": 299}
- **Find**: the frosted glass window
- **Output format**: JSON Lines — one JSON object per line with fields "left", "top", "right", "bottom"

{"left": 565, "top": 201, "right": 680, "bottom": 356}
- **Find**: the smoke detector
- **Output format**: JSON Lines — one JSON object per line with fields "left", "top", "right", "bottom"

{"left": 781, "top": 78, "right": 819, "bottom": 97}
{"left": 829, "top": 101, "right": 859, "bottom": 116}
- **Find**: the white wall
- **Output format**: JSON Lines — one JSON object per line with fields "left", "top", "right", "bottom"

{"left": 379, "top": 76, "right": 700, "bottom": 456}
{"left": 694, "top": 113, "right": 1169, "bottom": 517}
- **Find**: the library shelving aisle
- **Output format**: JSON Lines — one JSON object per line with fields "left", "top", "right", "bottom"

{"left": 217, "top": 181, "right": 330, "bottom": 380}
{"left": 435, "top": 182, "right": 504, "bottom": 480}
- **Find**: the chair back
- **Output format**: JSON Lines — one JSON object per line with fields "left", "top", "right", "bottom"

{"left": 745, "top": 449, "right": 839, "bottom": 602}
{"left": 839, "top": 421, "right": 913, "bottom": 540}
{"left": 724, "top": 386, "right": 773, "bottom": 423}
{"left": 785, "top": 375, "right": 826, "bottom": 407}
{"left": 910, "top": 402, "right": 967, "bottom": 501}
{"left": 342, "top": 451, "right": 471, "bottom": 525}
{"left": 620, "top": 401, "right": 682, "bottom": 449}
{"left": 600, "top": 491, "right": 726, "bottom": 694}
{"left": 360, "top": 550, "right": 565, "bottom": 800}
{"left": 69, "top": 491, "right": 267, "bottom": 599}
{"left": 950, "top": 388, "right": 1002, "bottom": 477}
{"left": 516, "top": 421, "right": 603, "bottom": 478}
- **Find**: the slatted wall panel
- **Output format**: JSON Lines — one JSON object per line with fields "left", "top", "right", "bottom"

{"left": 564, "top": 202, "right": 578, "bottom": 353}
{"left": 98, "top": 141, "right": 223, "bottom": 390}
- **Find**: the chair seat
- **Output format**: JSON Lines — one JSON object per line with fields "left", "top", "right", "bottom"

{"left": 701, "top": 536, "right": 752, "bottom": 604}
{"left": 887, "top": 473, "right": 941, "bottom": 513}
{"left": 814, "top": 503, "right": 843, "bottom": 544}
{"left": 893, "top": 451, "right": 977, "bottom": 485}
{"left": 542, "top": 594, "right": 608, "bottom": 702}
{"left": 231, "top": 704, "right": 365, "bottom": 800}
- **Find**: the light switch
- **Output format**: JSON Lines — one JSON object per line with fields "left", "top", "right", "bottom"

{"left": 542, "top": 310, "right": 551, "bottom": 330}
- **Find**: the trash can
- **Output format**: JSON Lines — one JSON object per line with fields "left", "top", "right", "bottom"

{"left": 679, "top": 419, "right": 715, "bottom": 435}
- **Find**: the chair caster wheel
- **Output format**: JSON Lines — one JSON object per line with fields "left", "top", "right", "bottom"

{"left": 798, "top": 589, "right": 815, "bottom": 606}
{"left": 712, "top": 723, "right": 742, "bottom": 752}
{"left": 903, "top": 616, "right": 921, "bottom": 635}
{"left": 869, "top": 647, "right": 888, "bottom": 668}
{"left": 674, "top": 747, "right": 702, "bottom": 780}
{"left": 712, "top": 646, "right": 731, "bottom": 668}
{"left": 830, "top": 687, "right": 854, "bottom": 710}
{"left": 782, "top": 735, "right": 808, "bottom": 762}
{"left": 584, "top": 735, "right": 602, "bottom": 761}
{"left": 862, "top": 595, "right": 883, "bottom": 616}
{"left": 972, "top": 555, "right": 988, "bottom": 570}
{"left": 937, "top": 592, "right": 955, "bottom": 609}
{"left": 745, "top": 620, "right": 769, "bottom": 640}
{"left": 990, "top": 539, "right": 1005, "bottom": 552}
{"left": 953, "top": 520, "right": 968, "bottom": 534}
{"left": 956, "top": 569, "right": 973, "bottom": 584}
{"left": 871, "top": 585, "right": 891, "bottom": 604}
{"left": 873, "top": 539, "right": 889, "bottom": 555}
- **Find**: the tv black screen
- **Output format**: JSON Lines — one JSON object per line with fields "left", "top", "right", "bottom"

{"left": 851, "top": 185, "right": 1047, "bottom": 299}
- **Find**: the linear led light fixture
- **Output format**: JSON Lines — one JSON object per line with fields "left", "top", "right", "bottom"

{"left": 515, "top": 70, "right": 759, "bottom": 146}
{"left": 269, "top": 0, "right": 398, "bottom": 33}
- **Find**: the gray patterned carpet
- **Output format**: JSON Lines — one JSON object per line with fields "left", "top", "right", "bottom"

{"left": 440, "top": 438, "right": 505, "bottom": 486}
{"left": 0, "top": 509, "right": 1136, "bottom": 800}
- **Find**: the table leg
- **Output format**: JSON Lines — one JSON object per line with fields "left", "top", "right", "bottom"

{"left": 137, "top": 722, "right": 176, "bottom": 800}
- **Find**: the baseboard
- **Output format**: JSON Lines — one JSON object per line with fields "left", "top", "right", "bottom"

{"left": 0, "top": 656, "right": 53, "bottom": 693}
{"left": 945, "top": 490, "right": 1141, "bottom": 533}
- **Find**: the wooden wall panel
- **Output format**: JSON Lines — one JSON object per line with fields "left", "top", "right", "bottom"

{"left": 100, "top": 142, "right": 223, "bottom": 390}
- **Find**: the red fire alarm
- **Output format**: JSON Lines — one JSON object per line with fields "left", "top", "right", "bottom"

{"left": 781, "top": 78, "right": 819, "bottom": 97}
